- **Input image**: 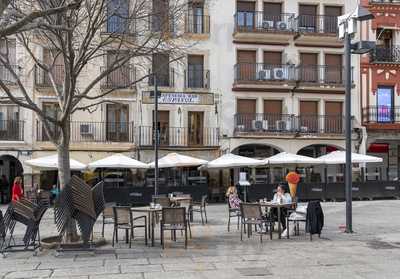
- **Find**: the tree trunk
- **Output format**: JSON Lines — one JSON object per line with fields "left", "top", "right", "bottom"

{"left": 57, "top": 120, "right": 79, "bottom": 242}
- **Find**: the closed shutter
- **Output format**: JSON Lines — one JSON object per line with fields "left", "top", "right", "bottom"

{"left": 264, "top": 100, "right": 282, "bottom": 114}
{"left": 300, "top": 53, "right": 318, "bottom": 82}
{"left": 300, "top": 101, "right": 318, "bottom": 133}
{"left": 237, "top": 1, "right": 255, "bottom": 12}
{"left": 299, "top": 5, "right": 317, "bottom": 29}
{"left": 263, "top": 52, "right": 282, "bottom": 66}
{"left": 152, "top": 53, "right": 170, "bottom": 86}
{"left": 263, "top": 3, "right": 281, "bottom": 21}
{"left": 300, "top": 101, "right": 318, "bottom": 115}
{"left": 237, "top": 99, "right": 256, "bottom": 131}
{"left": 325, "top": 54, "right": 342, "bottom": 84}
{"left": 325, "top": 101, "right": 342, "bottom": 133}
{"left": 237, "top": 50, "right": 256, "bottom": 81}
{"left": 324, "top": 6, "right": 341, "bottom": 33}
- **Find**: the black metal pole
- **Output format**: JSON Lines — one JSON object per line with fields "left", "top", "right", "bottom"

{"left": 154, "top": 75, "right": 159, "bottom": 196}
{"left": 345, "top": 30, "right": 353, "bottom": 233}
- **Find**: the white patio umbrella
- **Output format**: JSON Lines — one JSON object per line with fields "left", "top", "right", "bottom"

{"left": 87, "top": 154, "right": 148, "bottom": 169}
{"left": 317, "top": 151, "right": 383, "bottom": 164}
{"left": 148, "top": 152, "right": 208, "bottom": 168}
{"left": 264, "top": 152, "right": 322, "bottom": 165}
{"left": 25, "top": 154, "right": 86, "bottom": 171}
{"left": 201, "top": 153, "right": 264, "bottom": 169}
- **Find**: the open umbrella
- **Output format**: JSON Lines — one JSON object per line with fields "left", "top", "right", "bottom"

{"left": 264, "top": 152, "right": 322, "bottom": 165}
{"left": 201, "top": 153, "right": 264, "bottom": 169}
{"left": 317, "top": 151, "right": 383, "bottom": 164}
{"left": 25, "top": 154, "right": 86, "bottom": 171}
{"left": 87, "top": 154, "right": 148, "bottom": 169}
{"left": 148, "top": 153, "right": 208, "bottom": 168}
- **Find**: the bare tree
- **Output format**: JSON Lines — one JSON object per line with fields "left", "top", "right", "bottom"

{"left": 0, "top": 0, "right": 193, "bottom": 239}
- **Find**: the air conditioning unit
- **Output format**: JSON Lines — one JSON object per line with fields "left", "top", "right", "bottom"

{"left": 273, "top": 68, "right": 288, "bottom": 80}
{"left": 276, "top": 21, "right": 287, "bottom": 31}
{"left": 262, "top": 120, "right": 268, "bottom": 130}
{"left": 258, "top": 69, "right": 272, "bottom": 80}
{"left": 80, "top": 124, "right": 93, "bottom": 135}
{"left": 262, "top": 20, "right": 274, "bottom": 29}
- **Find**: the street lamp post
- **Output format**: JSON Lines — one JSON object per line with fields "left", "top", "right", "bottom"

{"left": 338, "top": 5, "right": 374, "bottom": 233}
{"left": 154, "top": 75, "right": 159, "bottom": 196}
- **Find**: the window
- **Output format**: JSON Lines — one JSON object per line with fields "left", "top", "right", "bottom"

{"left": 236, "top": 1, "right": 255, "bottom": 30}
{"left": 0, "top": 39, "right": 16, "bottom": 83}
{"left": 300, "top": 101, "right": 319, "bottom": 133}
{"left": 300, "top": 53, "right": 318, "bottom": 83}
{"left": 236, "top": 99, "right": 256, "bottom": 131}
{"left": 325, "top": 54, "right": 342, "bottom": 84}
{"left": 237, "top": 50, "right": 256, "bottom": 81}
{"left": 107, "top": 0, "right": 129, "bottom": 33}
{"left": 187, "top": 55, "right": 204, "bottom": 88}
{"left": 188, "top": 111, "right": 204, "bottom": 145}
{"left": 324, "top": 6, "right": 341, "bottom": 33}
{"left": 153, "top": 110, "right": 169, "bottom": 145}
{"left": 42, "top": 103, "right": 60, "bottom": 140}
{"left": 377, "top": 86, "right": 394, "bottom": 123}
{"left": 298, "top": 5, "right": 317, "bottom": 32}
{"left": 106, "top": 104, "right": 129, "bottom": 141}
{"left": 263, "top": 2, "right": 282, "bottom": 22}
{"left": 106, "top": 51, "right": 131, "bottom": 87}
{"left": 152, "top": 0, "right": 170, "bottom": 32}
{"left": 325, "top": 101, "right": 343, "bottom": 133}
{"left": 188, "top": 1, "right": 205, "bottom": 33}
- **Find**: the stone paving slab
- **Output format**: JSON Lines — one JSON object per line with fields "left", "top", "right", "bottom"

{"left": 1, "top": 201, "right": 400, "bottom": 279}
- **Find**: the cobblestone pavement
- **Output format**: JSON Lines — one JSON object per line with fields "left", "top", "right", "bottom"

{"left": 1, "top": 200, "right": 400, "bottom": 279}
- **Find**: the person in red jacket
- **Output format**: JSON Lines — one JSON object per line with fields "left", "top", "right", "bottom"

{"left": 11, "top": 176, "right": 23, "bottom": 202}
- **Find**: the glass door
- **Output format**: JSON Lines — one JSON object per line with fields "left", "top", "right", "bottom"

{"left": 377, "top": 86, "right": 394, "bottom": 122}
{"left": 106, "top": 104, "right": 129, "bottom": 141}
{"left": 188, "top": 111, "right": 204, "bottom": 146}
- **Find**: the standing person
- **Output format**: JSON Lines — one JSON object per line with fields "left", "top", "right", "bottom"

{"left": 11, "top": 176, "right": 23, "bottom": 202}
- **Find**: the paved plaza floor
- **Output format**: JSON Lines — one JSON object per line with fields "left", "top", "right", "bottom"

{"left": 1, "top": 200, "right": 400, "bottom": 279}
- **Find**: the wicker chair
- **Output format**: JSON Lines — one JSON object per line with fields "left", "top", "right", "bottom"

{"left": 112, "top": 206, "right": 147, "bottom": 248}
{"left": 160, "top": 207, "right": 188, "bottom": 249}
{"left": 191, "top": 195, "right": 208, "bottom": 225}
{"left": 102, "top": 203, "right": 115, "bottom": 237}
{"left": 240, "top": 203, "right": 273, "bottom": 242}
{"left": 227, "top": 200, "right": 240, "bottom": 232}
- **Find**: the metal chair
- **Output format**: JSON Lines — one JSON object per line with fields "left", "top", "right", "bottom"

{"left": 240, "top": 203, "right": 273, "bottom": 242}
{"left": 112, "top": 206, "right": 147, "bottom": 248}
{"left": 227, "top": 199, "right": 240, "bottom": 232}
{"left": 160, "top": 207, "right": 188, "bottom": 249}
{"left": 153, "top": 196, "right": 171, "bottom": 208}
{"left": 38, "top": 191, "right": 51, "bottom": 208}
{"left": 191, "top": 195, "right": 208, "bottom": 225}
{"left": 102, "top": 203, "right": 115, "bottom": 237}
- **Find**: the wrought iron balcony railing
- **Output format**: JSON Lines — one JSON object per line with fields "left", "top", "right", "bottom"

{"left": 37, "top": 120, "right": 135, "bottom": 143}
{"left": 234, "top": 113, "right": 344, "bottom": 135}
{"left": 296, "top": 65, "right": 345, "bottom": 85}
{"left": 362, "top": 106, "right": 400, "bottom": 124}
{"left": 185, "top": 14, "right": 210, "bottom": 34}
{"left": 184, "top": 69, "right": 210, "bottom": 89}
{"left": 370, "top": 46, "right": 400, "bottom": 63}
{"left": 0, "top": 120, "right": 24, "bottom": 141}
{"left": 34, "top": 65, "right": 64, "bottom": 87}
{"left": 234, "top": 12, "right": 296, "bottom": 33}
{"left": 0, "top": 65, "right": 19, "bottom": 84}
{"left": 100, "top": 66, "right": 136, "bottom": 89}
{"left": 370, "top": 0, "right": 400, "bottom": 4}
{"left": 138, "top": 126, "right": 219, "bottom": 147}
{"left": 148, "top": 68, "right": 175, "bottom": 87}
{"left": 295, "top": 14, "right": 338, "bottom": 34}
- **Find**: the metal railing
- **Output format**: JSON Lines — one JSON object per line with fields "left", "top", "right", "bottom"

{"left": 234, "top": 12, "right": 296, "bottom": 33}
{"left": 0, "top": 65, "right": 19, "bottom": 84}
{"left": 34, "top": 65, "right": 64, "bottom": 87}
{"left": 296, "top": 65, "right": 345, "bottom": 85}
{"left": 362, "top": 106, "right": 400, "bottom": 123}
{"left": 0, "top": 120, "right": 24, "bottom": 141}
{"left": 234, "top": 63, "right": 296, "bottom": 83}
{"left": 185, "top": 14, "right": 210, "bottom": 34}
{"left": 234, "top": 113, "right": 344, "bottom": 134}
{"left": 37, "top": 120, "right": 135, "bottom": 143}
{"left": 184, "top": 69, "right": 210, "bottom": 89}
{"left": 370, "top": 0, "right": 400, "bottom": 3}
{"left": 104, "top": 18, "right": 135, "bottom": 35}
{"left": 371, "top": 46, "right": 400, "bottom": 63}
{"left": 138, "top": 126, "right": 219, "bottom": 147}
{"left": 100, "top": 66, "right": 136, "bottom": 89}
{"left": 295, "top": 14, "right": 338, "bottom": 34}
{"left": 148, "top": 68, "right": 175, "bottom": 87}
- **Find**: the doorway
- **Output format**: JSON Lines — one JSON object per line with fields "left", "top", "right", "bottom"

{"left": 188, "top": 111, "right": 204, "bottom": 146}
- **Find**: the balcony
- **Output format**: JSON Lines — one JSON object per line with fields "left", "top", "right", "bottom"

{"left": 37, "top": 121, "right": 135, "bottom": 143}
{"left": 148, "top": 68, "right": 175, "bottom": 88}
{"left": 363, "top": 106, "right": 400, "bottom": 130}
{"left": 370, "top": 46, "right": 400, "bottom": 64}
{"left": 100, "top": 66, "right": 136, "bottom": 89}
{"left": 34, "top": 65, "right": 64, "bottom": 88}
{"left": 370, "top": 0, "right": 400, "bottom": 3}
{"left": 233, "top": 64, "right": 346, "bottom": 91}
{"left": 138, "top": 126, "right": 219, "bottom": 148}
{"left": 0, "top": 120, "right": 24, "bottom": 141}
{"left": 234, "top": 113, "right": 344, "bottom": 136}
{"left": 0, "top": 65, "right": 19, "bottom": 84}
{"left": 295, "top": 15, "right": 341, "bottom": 46}
{"left": 233, "top": 12, "right": 296, "bottom": 44}
{"left": 185, "top": 14, "right": 210, "bottom": 36}
{"left": 184, "top": 69, "right": 210, "bottom": 89}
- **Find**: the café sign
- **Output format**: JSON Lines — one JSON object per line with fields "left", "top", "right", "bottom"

{"left": 142, "top": 91, "right": 214, "bottom": 105}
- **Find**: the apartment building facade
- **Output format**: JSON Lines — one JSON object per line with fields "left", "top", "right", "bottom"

{"left": 361, "top": 0, "right": 400, "bottom": 181}
{"left": 0, "top": 0, "right": 364, "bottom": 193}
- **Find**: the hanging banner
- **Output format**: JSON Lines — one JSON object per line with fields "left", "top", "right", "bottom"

{"left": 142, "top": 91, "right": 214, "bottom": 105}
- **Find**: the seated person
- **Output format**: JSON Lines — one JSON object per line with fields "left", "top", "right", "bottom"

{"left": 271, "top": 184, "right": 292, "bottom": 231}
{"left": 226, "top": 185, "right": 241, "bottom": 209}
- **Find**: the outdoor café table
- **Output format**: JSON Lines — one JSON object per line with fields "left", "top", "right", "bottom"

{"left": 259, "top": 202, "right": 296, "bottom": 239}
{"left": 131, "top": 206, "right": 162, "bottom": 247}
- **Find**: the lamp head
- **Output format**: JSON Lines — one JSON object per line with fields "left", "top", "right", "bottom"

{"left": 351, "top": 5, "right": 374, "bottom": 22}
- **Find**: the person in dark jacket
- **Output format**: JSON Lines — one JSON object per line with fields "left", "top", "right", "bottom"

{"left": 306, "top": 201, "right": 324, "bottom": 237}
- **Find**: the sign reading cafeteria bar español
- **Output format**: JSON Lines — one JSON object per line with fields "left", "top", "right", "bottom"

{"left": 142, "top": 91, "right": 214, "bottom": 105}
